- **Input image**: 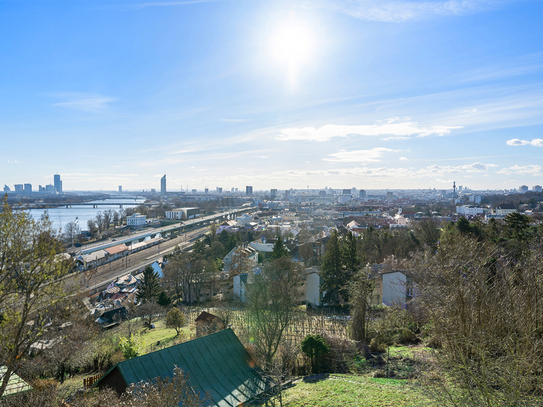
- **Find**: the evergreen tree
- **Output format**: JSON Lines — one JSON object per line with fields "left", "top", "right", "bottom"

{"left": 321, "top": 230, "right": 343, "bottom": 305}
{"left": 137, "top": 266, "right": 161, "bottom": 303}
{"left": 271, "top": 235, "right": 289, "bottom": 259}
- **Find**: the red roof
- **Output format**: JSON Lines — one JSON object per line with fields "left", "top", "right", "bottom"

{"left": 105, "top": 244, "right": 128, "bottom": 255}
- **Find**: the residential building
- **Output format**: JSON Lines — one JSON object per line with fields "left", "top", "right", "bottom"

{"left": 54, "top": 174, "right": 62, "bottom": 193}
{"left": 160, "top": 175, "right": 166, "bottom": 196}
{"left": 246, "top": 185, "right": 253, "bottom": 195}
{"left": 14, "top": 184, "right": 23, "bottom": 193}
{"left": 270, "top": 188, "right": 277, "bottom": 199}
{"left": 342, "top": 189, "right": 351, "bottom": 195}
{"left": 305, "top": 266, "right": 322, "bottom": 307}
{"left": 456, "top": 205, "right": 484, "bottom": 216}
{"left": 24, "top": 183, "right": 32, "bottom": 194}
{"left": 126, "top": 213, "right": 146, "bottom": 229}
{"left": 223, "top": 244, "right": 258, "bottom": 276}
{"left": 495, "top": 203, "right": 517, "bottom": 216}
{"left": 387, "top": 191, "right": 394, "bottom": 202}
{"left": 3, "top": 185, "right": 10, "bottom": 192}
{"left": 45, "top": 184, "right": 55, "bottom": 193}
{"left": 534, "top": 185, "right": 542, "bottom": 192}
{"left": 359, "top": 189, "right": 366, "bottom": 199}
{"left": 519, "top": 185, "right": 528, "bottom": 193}
{"left": 217, "top": 187, "right": 222, "bottom": 194}
{"left": 382, "top": 270, "right": 415, "bottom": 308}
{"left": 118, "top": 186, "right": 122, "bottom": 193}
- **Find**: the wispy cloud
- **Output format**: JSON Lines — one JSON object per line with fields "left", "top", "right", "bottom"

{"left": 7, "top": 160, "right": 19, "bottom": 164}
{"left": 498, "top": 165, "right": 543, "bottom": 176}
{"left": 320, "top": 0, "right": 513, "bottom": 23}
{"left": 506, "top": 138, "right": 543, "bottom": 147}
{"left": 221, "top": 118, "right": 251, "bottom": 123}
{"left": 324, "top": 147, "right": 400, "bottom": 163}
{"left": 53, "top": 93, "right": 115, "bottom": 112}
{"left": 277, "top": 119, "right": 462, "bottom": 142}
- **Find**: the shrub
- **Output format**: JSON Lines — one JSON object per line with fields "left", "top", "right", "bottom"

{"left": 119, "top": 334, "right": 145, "bottom": 360}
{"left": 301, "top": 334, "right": 330, "bottom": 373}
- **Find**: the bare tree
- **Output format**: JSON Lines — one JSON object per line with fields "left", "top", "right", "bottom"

{"left": 86, "top": 219, "right": 98, "bottom": 237}
{"left": 63, "top": 218, "right": 80, "bottom": 247}
{"left": 163, "top": 252, "right": 195, "bottom": 304}
{"left": 0, "top": 200, "right": 72, "bottom": 398}
{"left": 409, "top": 234, "right": 543, "bottom": 406}
{"left": 247, "top": 257, "right": 304, "bottom": 364}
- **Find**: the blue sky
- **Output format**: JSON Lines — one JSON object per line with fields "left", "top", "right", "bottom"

{"left": 2, "top": 0, "right": 543, "bottom": 192}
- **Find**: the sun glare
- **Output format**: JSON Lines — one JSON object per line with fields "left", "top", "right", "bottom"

{"left": 269, "top": 18, "right": 316, "bottom": 85}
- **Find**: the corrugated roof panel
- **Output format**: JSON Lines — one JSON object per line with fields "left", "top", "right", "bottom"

{"left": 94, "top": 329, "right": 269, "bottom": 406}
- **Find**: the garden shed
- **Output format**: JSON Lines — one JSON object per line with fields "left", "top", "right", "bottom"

{"left": 93, "top": 328, "right": 270, "bottom": 406}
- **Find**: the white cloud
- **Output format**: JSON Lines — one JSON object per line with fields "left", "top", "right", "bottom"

{"left": 53, "top": 93, "right": 115, "bottom": 112}
{"left": 322, "top": 0, "right": 511, "bottom": 23}
{"left": 506, "top": 138, "right": 543, "bottom": 147}
{"left": 419, "top": 162, "right": 497, "bottom": 174}
{"left": 277, "top": 119, "right": 462, "bottom": 142}
{"left": 498, "top": 165, "right": 542, "bottom": 176}
{"left": 399, "top": 156, "right": 408, "bottom": 161}
{"left": 324, "top": 147, "right": 399, "bottom": 163}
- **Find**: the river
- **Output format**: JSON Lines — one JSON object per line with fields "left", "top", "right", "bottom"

{"left": 26, "top": 198, "right": 145, "bottom": 232}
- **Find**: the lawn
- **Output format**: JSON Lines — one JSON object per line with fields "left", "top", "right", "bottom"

{"left": 135, "top": 318, "right": 194, "bottom": 354}
{"left": 282, "top": 375, "right": 435, "bottom": 407}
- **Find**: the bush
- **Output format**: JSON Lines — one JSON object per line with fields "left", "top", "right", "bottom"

{"left": 119, "top": 334, "right": 145, "bottom": 360}
{"left": 369, "top": 338, "right": 387, "bottom": 353}
{"left": 301, "top": 335, "right": 330, "bottom": 373}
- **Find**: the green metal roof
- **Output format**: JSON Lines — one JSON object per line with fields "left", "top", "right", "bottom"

{"left": 95, "top": 328, "right": 270, "bottom": 406}
{"left": 0, "top": 366, "right": 32, "bottom": 397}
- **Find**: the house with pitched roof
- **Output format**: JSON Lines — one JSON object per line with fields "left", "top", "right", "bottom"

{"left": 93, "top": 329, "right": 270, "bottom": 406}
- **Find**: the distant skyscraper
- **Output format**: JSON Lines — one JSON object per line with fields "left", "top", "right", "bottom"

{"left": 205, "top": 188, "right": 209, "bottom": 194}
{"left": 161, "top": 175, "right": 166, "bottom": 196}
{"left": 270, "top": 189, "right": 277, "bottom": 200}
{"left": 387, "top": 191, "right": 394, "bottom": 201}
{"left": 24, "top": 184, "right": 32, "bottom": 194}
{"left": 534, "top": 185, "right": 542, "bottom": 192}
{"left": 14, "top": 184, "right": 23, "bottom": 193}
{"left": 119, "top": 186, "right": 122, "bottom": 193}
{"left": 519, "top": 185, "right": 528, "bottom": 193}
{"left": 246, "top": 186, "right": 253, "bottom": 195}
{"left": 217, "top": 187, "right": 222, "bottom": 194}
{"left": 3, "top": 185, "right": 10, "bottom": 192}
{"left": 359, "top": 190, "right": 366, "bottom": 199}
{"left": 342, "top": 189, "right": 351, "bottom": 195}
{"left": 54, "top": 174, "right": 62, "bottom": 193}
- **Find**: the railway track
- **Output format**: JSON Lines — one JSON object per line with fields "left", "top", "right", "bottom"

{"left": 73, "top": 227, "right": 208, "bottom": 294}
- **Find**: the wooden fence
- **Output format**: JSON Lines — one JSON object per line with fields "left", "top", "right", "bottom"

{"left": 83, "top": 373, "right": 102, "bottom": 390}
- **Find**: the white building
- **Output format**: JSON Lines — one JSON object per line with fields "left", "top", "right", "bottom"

{"left": 382, "top": 271, "right": 414, "bottom": 308}
{"left": 495, "top": 203, "right": 517, "bottom": 216}
{"left": 305, "top": 267, "right": 322, "bottom": 307}
{"left": 456, "top": 205, "right": 484, "bottom": 216}
{"left": 235, "top": 213, "right": 253, "bottom": 226}
{"left": 127, "top": 213, "right": 146, "bottom": 229}
{"left": 165, "top": 207, "right": 200, "bottom": 220}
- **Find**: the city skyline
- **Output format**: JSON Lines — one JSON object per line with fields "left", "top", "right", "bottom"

{"left": 2, "top": 0, "right": 543, "bottom": 190}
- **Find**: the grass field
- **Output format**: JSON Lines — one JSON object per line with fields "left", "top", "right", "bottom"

{"left": 282, "top": 375, "right": 435, "bottom": 407}
{"left": 136, "top": 318, "right": 193, "bottom": 353}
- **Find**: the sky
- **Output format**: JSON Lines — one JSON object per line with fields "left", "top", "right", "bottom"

{"left": 1, "top": 0, "right": 543, "bottom": 192}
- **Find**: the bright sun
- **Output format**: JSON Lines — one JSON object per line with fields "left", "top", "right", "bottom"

{"left": 269, "top": 18, "right": 316, "bottom": 84}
